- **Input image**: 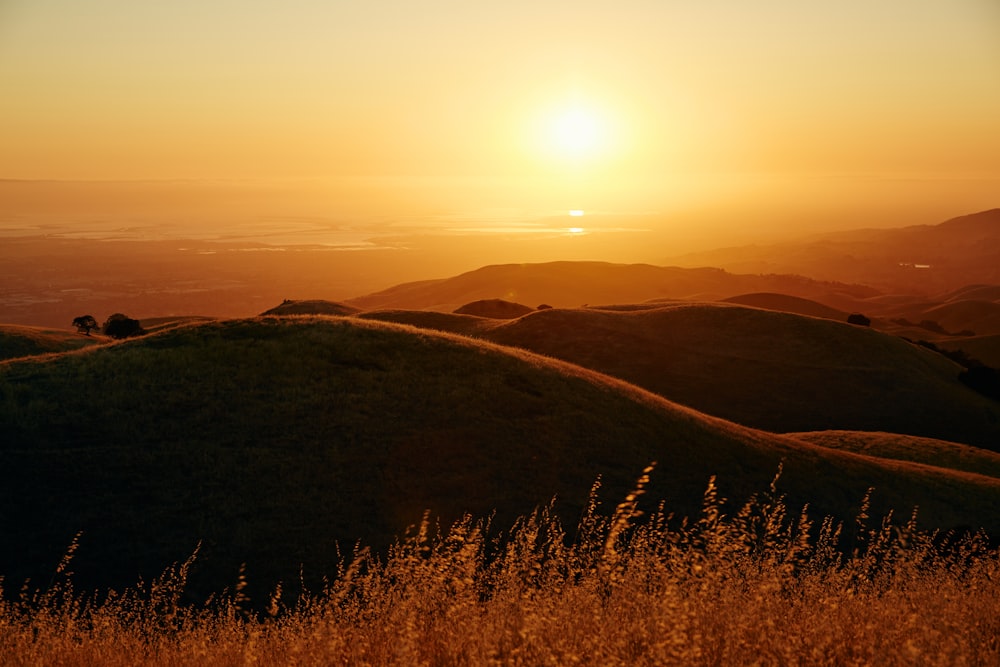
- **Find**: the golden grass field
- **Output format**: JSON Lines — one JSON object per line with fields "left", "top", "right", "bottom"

{"left": 1, "top": 473, "right": 998, "bottom": 665}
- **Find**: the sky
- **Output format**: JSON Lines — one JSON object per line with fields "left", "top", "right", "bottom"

{"left": 1, "top": 0, "right": 999, "bottom": 248}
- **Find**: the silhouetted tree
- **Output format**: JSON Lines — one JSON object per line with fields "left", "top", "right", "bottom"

{"left": 72, "top": 315, "right": 99, "bottom": 336}
{"left": 103, "top": 313, "right": 145, "bottom": 339}
{"left": 847, "top": 313, "right": 871, "bottom": 327}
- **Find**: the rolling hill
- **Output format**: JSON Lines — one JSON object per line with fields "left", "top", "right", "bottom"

{"left": 919, "top": 300, "right": 1000, "bottom": 336}
{"left": 363, "top": 303, "right": 1000, "bottom": 447}
{"left": 344, "top": 261, "right": 879, "bottom": 313}
{"left": 3, "top": 316, "right": 1000, "bottom": 603}
{"left": 340, "top": 257, "right": 1000, "bottom": 374}
{"left": 260, "top": 299, "right": 361, "bottom": 317}
{"left": 790, "top": 431, "right": 1000, "bottom": 480}
{"left": 140, "top": 315, "right": 218, "bottom": 334}
{"left": 453, "top": 298, "right": 536, "bottom": 319}
{"left": 938, "top": 334, "right": 1000, "bottom": 368}
{"left": 940, "top": 284, "right": 1000, "bottom": 303}
{"left": 0, "top": 324, "right": 105, "bottom": 361}
{"left": 722, "top": 292, "right": 850, "bottom": 322}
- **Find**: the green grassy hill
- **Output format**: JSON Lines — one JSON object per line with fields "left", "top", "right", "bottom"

{"left": 368, "top": 303, "right": 1000, "bottom": 447}
{"left": 3, "top": 316, "right": 1000, "bottom": 602}
{"left": 0, "top": 324, "right": 105, "bottom": 361}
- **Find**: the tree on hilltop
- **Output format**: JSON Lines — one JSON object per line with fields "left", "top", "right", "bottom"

{"left": 72, "top": 315, "right": 99, "bottom": 336}
{"left": 103, "top": 313, "right": 145, "bottom": 339}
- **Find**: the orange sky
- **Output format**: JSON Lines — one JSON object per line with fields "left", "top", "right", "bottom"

{"left": 1, "top": 1, "right": 998, "bottom": 243}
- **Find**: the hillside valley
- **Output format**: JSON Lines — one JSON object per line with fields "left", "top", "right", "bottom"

{"left": 360, "top": 302, "right": 1000, "bottom": 448}
{"left": 3, "top": 208, "right": 1000, "bottom": 603}
{"left": 3, "top": 316, "right": 1000, "bottom": 601}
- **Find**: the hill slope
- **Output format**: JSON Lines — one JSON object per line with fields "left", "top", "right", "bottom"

{"left": 368, "top": 303, "right": 1000, "bottom": 447}
{"left": 938, "top": 334, "right": 1000, "bottom": 368}
{"left": 0, "top": 324, "right": 104, "bottom": 361}
{"left": 3, "top": 316, "right": 999, "bottom": 601}
{"left": 344, "top": 261, "right": 879, "bottom": 312}
{"left": 259, "top": 299, "right": 361, "bottom": 317}
{"left": 790, "top": 431, "right": 1000, "bottom": 480}
{"left": 454, "top": 298, "right": 535, "bottom": 319}
{"left": 722, "top": 293, "right": 850, "bottom": 322}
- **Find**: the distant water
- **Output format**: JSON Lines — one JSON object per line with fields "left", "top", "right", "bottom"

{"left": 0, "top": 209, "right": 644, "bottom": 247}
{"left": 0, "top": 216, "right": 392, "bottom": 248}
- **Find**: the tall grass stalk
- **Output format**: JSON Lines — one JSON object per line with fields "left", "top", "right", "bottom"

{"left": 1, "top": 476, "right": 997, "bottom": 666}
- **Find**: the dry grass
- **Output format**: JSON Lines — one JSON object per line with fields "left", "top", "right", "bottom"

{"left": 3, "top": 471, "right": 997, "bottom": 666}
{"left": 791, "top": 430, "right": 1000, "bottom": 479}
{"left": 0, "top": 324, "right": 104, "bottom": 361}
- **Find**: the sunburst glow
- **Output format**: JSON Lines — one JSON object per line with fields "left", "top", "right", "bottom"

{"left": 533, "top": 100, "right": 614, "bottom": 165}
{"left": 551, "top": 108, "right": 603, "bottom": 156}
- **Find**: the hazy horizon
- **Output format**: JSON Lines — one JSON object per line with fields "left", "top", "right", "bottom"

{"left": 2, "top": 1, "right": 999, "bottom": 327}
{"left": 3, "top": 1, "right": 999, "bottom": 266}
{"left": 2, "top": 176, "right": 997, "bottom": 259}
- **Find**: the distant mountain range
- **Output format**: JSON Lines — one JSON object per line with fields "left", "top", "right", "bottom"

{"left": 344, "top": 261, "right": 880, "bottom": 313}
{"left": 664, "top": 208, "right": 1000, "bottom": 294}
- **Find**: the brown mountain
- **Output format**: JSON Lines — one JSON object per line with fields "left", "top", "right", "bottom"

{"left": 345, "top": 261, "right": 879, "bottom": 313}
{"left": 666, "top": 209, "right": 1000, "bottom": 294}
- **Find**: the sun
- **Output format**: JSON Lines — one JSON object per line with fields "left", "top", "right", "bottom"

{"left": 536, "top": 102, "right": 612, "bottom": 163}
{"left": 551, "top": 108, "right": 604, "bottom": 157}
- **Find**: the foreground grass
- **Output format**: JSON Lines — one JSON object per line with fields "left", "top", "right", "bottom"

{"left": 2, "top": 473, "right": 997, "bottom": 666}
